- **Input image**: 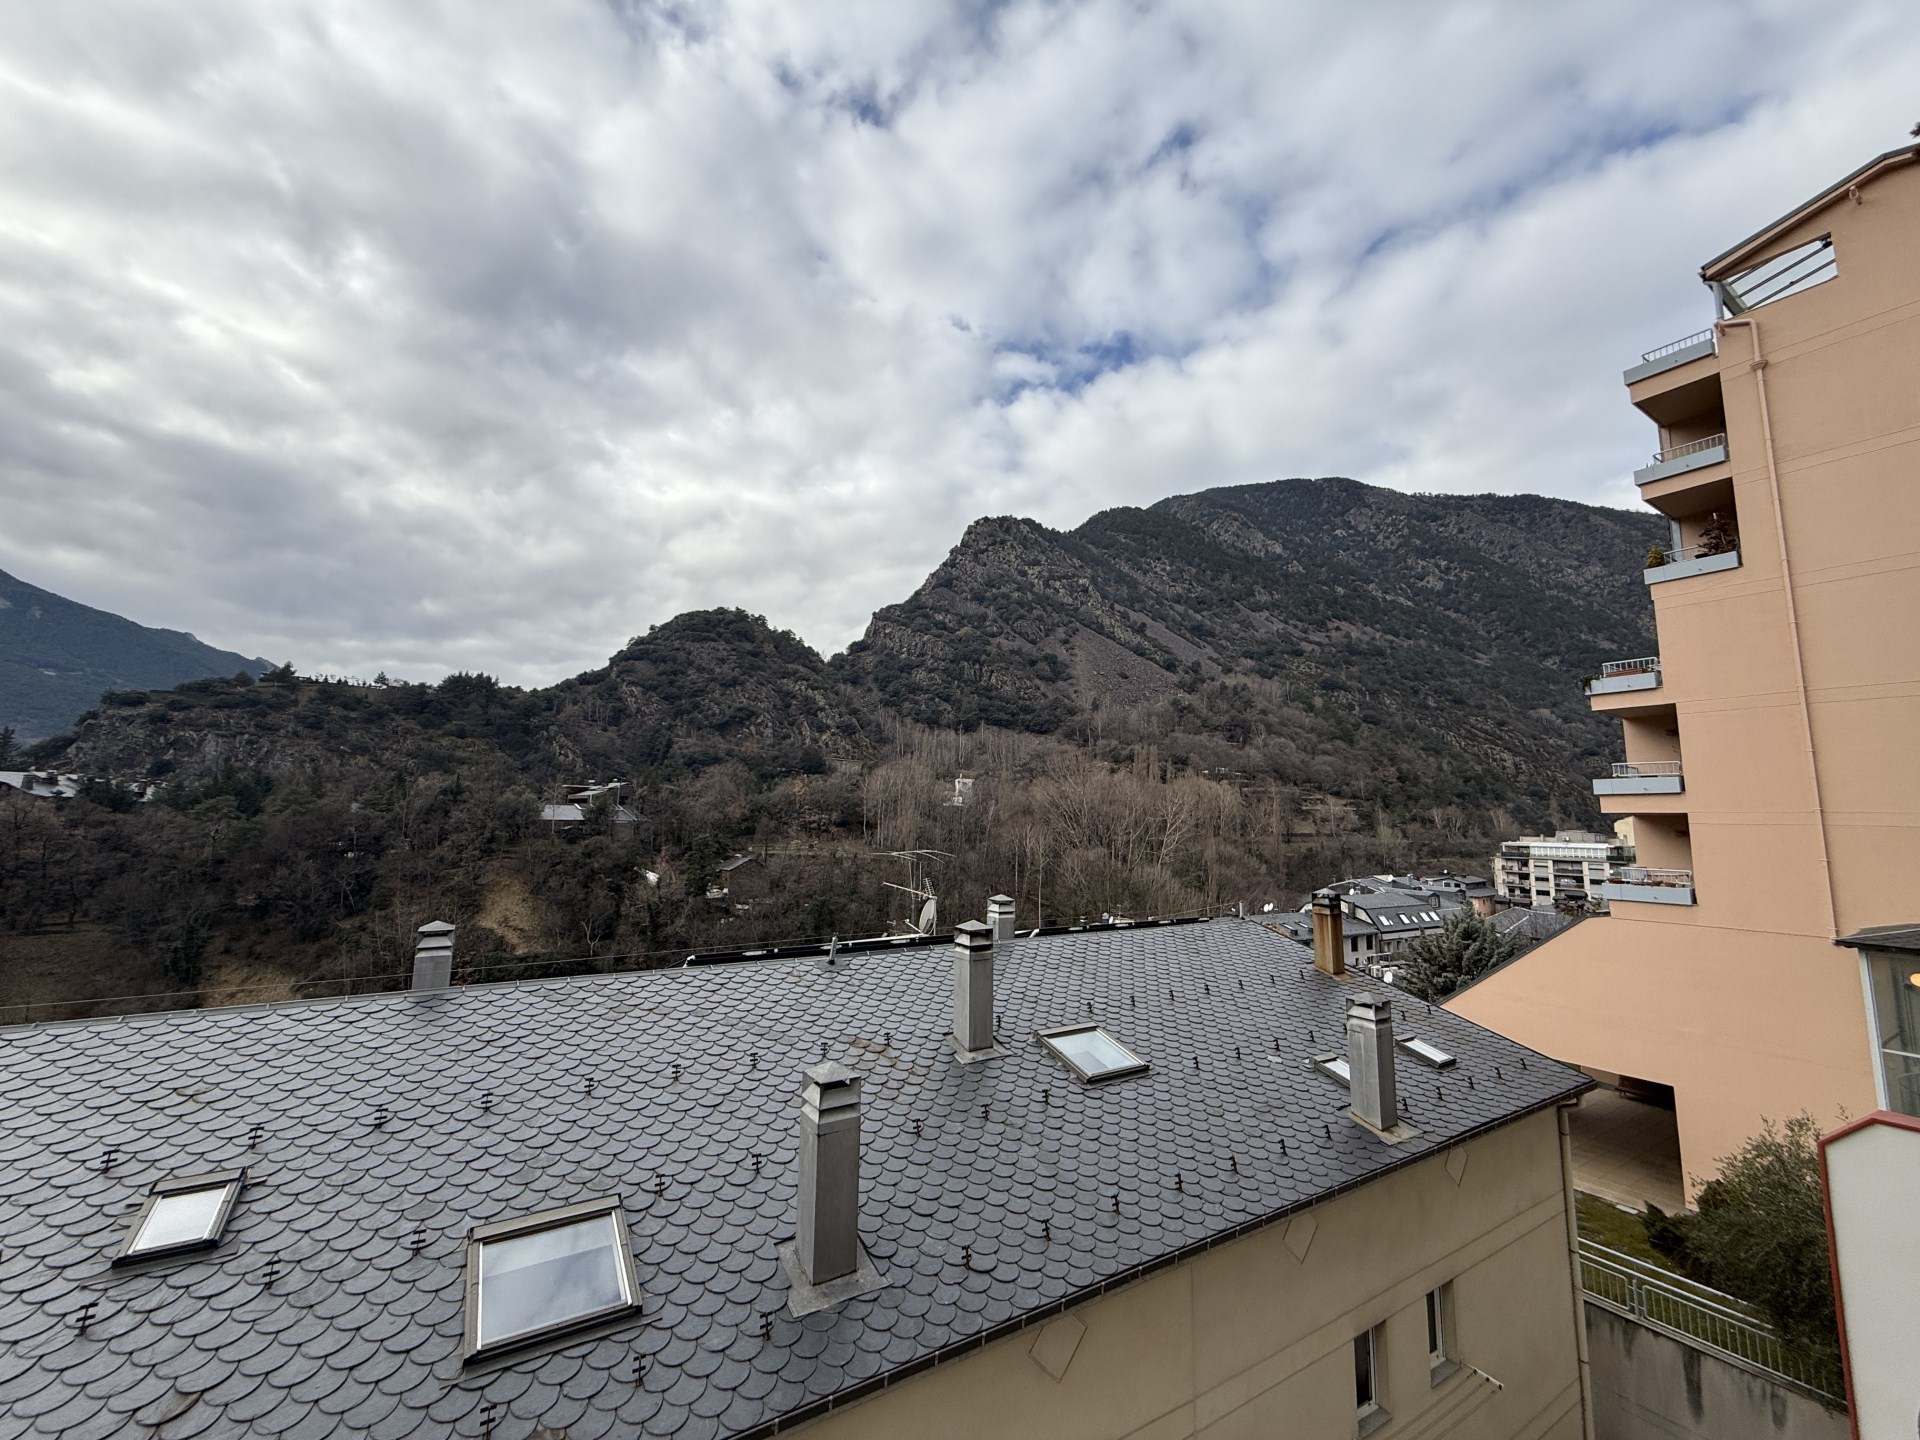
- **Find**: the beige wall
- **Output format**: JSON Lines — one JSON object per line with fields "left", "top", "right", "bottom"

{"left": 1454, "top": 156, "right": 1920, "bottom": 1194}
{"left": 802, "top": 1107, "right": 1586, "bottom": 1440}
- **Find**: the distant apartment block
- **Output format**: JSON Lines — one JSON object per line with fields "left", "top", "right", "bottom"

{"left": 1491, "top": 831, "right": 1633, "bottom": 910}
{"left": 1454, "top": 145, "right": 1920, "bottom": 1194}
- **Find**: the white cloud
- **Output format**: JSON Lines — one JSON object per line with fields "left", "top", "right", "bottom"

{"left": 0, "top": 0, "right": 1914, "bottom": 682}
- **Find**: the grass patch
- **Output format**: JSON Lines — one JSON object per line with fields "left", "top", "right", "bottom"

{"left": 1576, "top": 1191, "right": 1673, "bottom": 1269}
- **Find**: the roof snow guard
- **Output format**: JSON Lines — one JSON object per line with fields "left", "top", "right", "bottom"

{"left": 0, "top": 920, "right": 1587, "bottom": 1440}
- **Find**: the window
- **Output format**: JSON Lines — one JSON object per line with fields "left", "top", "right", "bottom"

{"left": 1397, "top": 1036, "right": 1456, "bottom": 1070}
{"left": 1314, "top": 1054, "right": 1351, "bottom": 1087}
{"left": 114, "top": 1171, "right": 244, "bottom": 1263}
{"left": 1426, "top": 1283, "right": 1458, "bottom": 1382}
{"left": 1864, "top": 953, "right": 1920, "bottom": 1117}
{"left": 1354, "top": 1325, "right": 1389, "bottom": 1434}
{"left": 1036, "top": 1025, "right": 1149, "bottom": 1083}
{"left": 464, "top": 1200, "right": 641, "bottom": 1359}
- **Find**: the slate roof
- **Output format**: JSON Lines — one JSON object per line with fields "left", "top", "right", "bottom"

{"left": 0, "top": 917, "right": 1588, "bottom": 1440}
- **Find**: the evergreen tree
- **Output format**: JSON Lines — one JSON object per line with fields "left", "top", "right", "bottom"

{"left": 1396, "top": 909, "right": 1520, "bottom": 1001}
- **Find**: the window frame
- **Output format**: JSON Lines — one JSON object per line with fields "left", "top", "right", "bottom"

{"left": 1034, "top": 1024, "right": 1150, "bottom": 1084}
{"left": 1426, "top": 1282, "right": 1460, "bottom": 1383}
{"left": 112, "top": 1169, "right": 246, "bottom": 1265}
{"left": 461, "top": 1198, "right": 643, "bottom": 1362}
{"left": 1354, "top": 1322, "right": 1390, "bottom": 1436}
{"left": 1862, "top": 950, "right": 1920, "bottom": 1117}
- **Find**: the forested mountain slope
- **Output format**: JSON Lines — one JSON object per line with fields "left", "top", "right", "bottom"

{"left": 835, "top": 478, "right": 1662, "bottom": 824}
{"left": 0, "top": 567, "right": 269, "bottom": 742}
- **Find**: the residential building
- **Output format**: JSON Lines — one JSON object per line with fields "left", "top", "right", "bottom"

{"left": 540, "top": 780, "right": 638, "bottom": 825}
{"left": 0, "top": 911, "right": 1594, "bottom": 1439}
{"left": 1821, "top": 1109, "right": 1920, "bottom": 1437}
{"left": 1452, "top": 145, "right": 1920, "bottom": 1196}
{"left": 1490, "top": 832, "right": 1632, "bottom": 910}
{"left": 1300, "top": 877, "right": 1468, "bottom": 967}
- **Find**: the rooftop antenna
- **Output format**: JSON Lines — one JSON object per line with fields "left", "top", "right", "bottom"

{"left": 875, "top": 849, "right": 950, "bottom": 936}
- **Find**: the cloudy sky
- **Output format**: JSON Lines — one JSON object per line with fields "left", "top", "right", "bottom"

{"left": 2, "top": 2, "right": 1915, "bottom": 684}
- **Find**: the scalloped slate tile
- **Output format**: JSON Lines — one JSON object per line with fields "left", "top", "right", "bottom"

{"left": 0, "top": 919, "right": 1585, "bottom": 1437}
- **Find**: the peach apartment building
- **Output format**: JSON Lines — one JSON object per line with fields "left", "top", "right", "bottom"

{"left": 1451, "top": 144, "right": 1920, "bottom": 1197}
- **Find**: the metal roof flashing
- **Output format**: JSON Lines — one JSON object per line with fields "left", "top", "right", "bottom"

{"left": 2, "top": 917, "right": 1590, "bottom": 1440}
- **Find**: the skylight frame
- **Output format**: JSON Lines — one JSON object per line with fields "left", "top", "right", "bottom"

{"left": 1035, "top": 1024, "right": 1150, "bottom": 1084}
{"left": 461, "top": 1198, "right": 642, "bottom": 1362}
{"left": 1397, "top": 1036, "right": 1457, "bottom": 1070}
{"left": 112, "top": 1169, "right": 246, "bottom": 1264}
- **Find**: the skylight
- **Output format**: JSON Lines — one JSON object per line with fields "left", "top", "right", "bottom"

{"left": 1037, "top": 1025, "right": 1149, "bottom": 1083}
{"left": 114, "top": 1171, "right": 244, "bottom": 1263}
{"left": 465, "top": 1200, "right": 640, "bottom": 1358}
{"left": 1315, "top": 1054, "right": 1352, "bottom": 1087}
{"left": 1397, "top": 1036, "right": 1457, "bottom": 1069}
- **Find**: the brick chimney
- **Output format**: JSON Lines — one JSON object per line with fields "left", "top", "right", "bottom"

{"left": 1310, "top": 892, "right": 1345, "bottom": 976}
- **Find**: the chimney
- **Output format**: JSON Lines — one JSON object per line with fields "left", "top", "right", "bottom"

{"left": 987, "top": 894, "right": 1016, "bottom": 944}
{"left": 952, "top": 920, "right": 995, "bottom": 1054}
{"left": 1346, "top": 994, "right": 1399, "bottom": 1130}
{"left": 412, "top": 920, "right": 455, "bottom": 990}
{"left": 1310, "top": 891, "right": 1346, "bottom": 976}
{"left": 795, "top": 1061, "right": 862, "bottom": 1285}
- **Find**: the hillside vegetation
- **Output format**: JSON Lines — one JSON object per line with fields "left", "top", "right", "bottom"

{"left": 3, "top": 478, "right": 1660, "bottom": 1018}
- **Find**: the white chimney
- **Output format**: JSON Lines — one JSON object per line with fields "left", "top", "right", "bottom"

{"left": 412, "top": 921, "right": 454, "bottom": 990}
{"left": 987, "top": 894, "right": 1016, "bottom": 943}
{"left": 795, "top": 1061, "right": 862, "bottom": 1286}
{"left": 952, "top": 920, "right": 995, "bottom": 1055}
{"left": 1346, "top": 994, "right": 1399, "bottom": 1130}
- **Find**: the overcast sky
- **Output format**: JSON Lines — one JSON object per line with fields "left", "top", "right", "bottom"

{"left": 2, "top": 2, "right": 1915, "bottom": 684}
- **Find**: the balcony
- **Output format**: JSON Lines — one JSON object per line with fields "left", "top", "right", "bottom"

{"left": 1624, "top": 329, "right": 1717, "bottom": 385}
{"left": 1635, "top": 433, "right": 1729, "bottom": 487}
{"left": 1593, "top": 761, "right": 1684, "bottom": 797}
{"left": 1595, "top": 867, "right": 1696, "bottom": 906}
{"left": 1586, "top": 657, "right": 1661, "bottom": 696}
{"left": 1645, "top": 543, "right": 1740, "bottom": 586}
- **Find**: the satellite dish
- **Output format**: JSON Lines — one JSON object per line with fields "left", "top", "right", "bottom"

{"left": 916, "top": 897, "right": 938, "bottom": 935}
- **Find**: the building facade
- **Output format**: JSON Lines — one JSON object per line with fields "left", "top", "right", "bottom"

{"left": 1491, "top": 832, "right": 1634, "bottom": 910}
{"left": 1453, "top": 146, "right": 1920, "bottom": 1193}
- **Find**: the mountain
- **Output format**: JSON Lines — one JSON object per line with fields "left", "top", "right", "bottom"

{"left": 835, "top": 478, "right": 1664, "bottom": 822}
{"left": 0, "top": 568, "right": 270, "bottom": 743}
{"left": 40, "top": 478, "right": 1662, "bottom": 828}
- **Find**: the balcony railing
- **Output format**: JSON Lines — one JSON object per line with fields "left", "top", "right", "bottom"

{"left": 1612, "top": 866, "right": 1693, "bottom": 887}
{"left": 1649, "top": 432, "right": 1727, "bottom": 467}
{"left": 1601, "top": 657, "right": 1660, "bottom": 677}
{"left": 1646, "top": 543, "right": 1741, "bottom": 585}
{"left": 1642, "top": 330, "right": 1716, "bottom": 365}
{"left": 1595, "top": 761, "right": 1685, "bottom": 799}
{"left": 1624, "top": 329, "right": 1719, "bottom": 385}
{"left": 1611, "top": 762, "right": 1681, "bottom": 778}
{"left": 1587, "top": 656, "right": 1663, "bottom": 697}
{"left": 1636, "top": 432, "right": 1730, "bottom": 486}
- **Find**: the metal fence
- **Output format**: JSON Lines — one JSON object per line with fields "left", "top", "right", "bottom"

{"left": 1609, "top": 866, "right": 1693, "bottom": 888}
{"left": 1641, "top": 329, "right": 1716, "bottom": 364}
{"left": 1609, "top": 760, "right": 1683, "bottom": 778}
{"left": 1577, "top": 1240, "right": 1842, "bottom": 1402}
{"left": 1598, "top": 657, "right": 1660, "bottom": 678}
{"left": 1650, "top": 431, "right": 1727, "bottom": 465}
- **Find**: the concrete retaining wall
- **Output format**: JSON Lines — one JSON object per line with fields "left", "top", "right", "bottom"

{"left": 1584, "top": 1301, "right": 1846, "bottom": 1440}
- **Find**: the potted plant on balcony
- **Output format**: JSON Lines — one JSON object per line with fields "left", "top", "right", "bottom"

{"left": 1644, "top": 543, "right": 1669, "bottom": 569}
{"left": 1697, "top": 511, "right": 1739, "bottom": 557}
